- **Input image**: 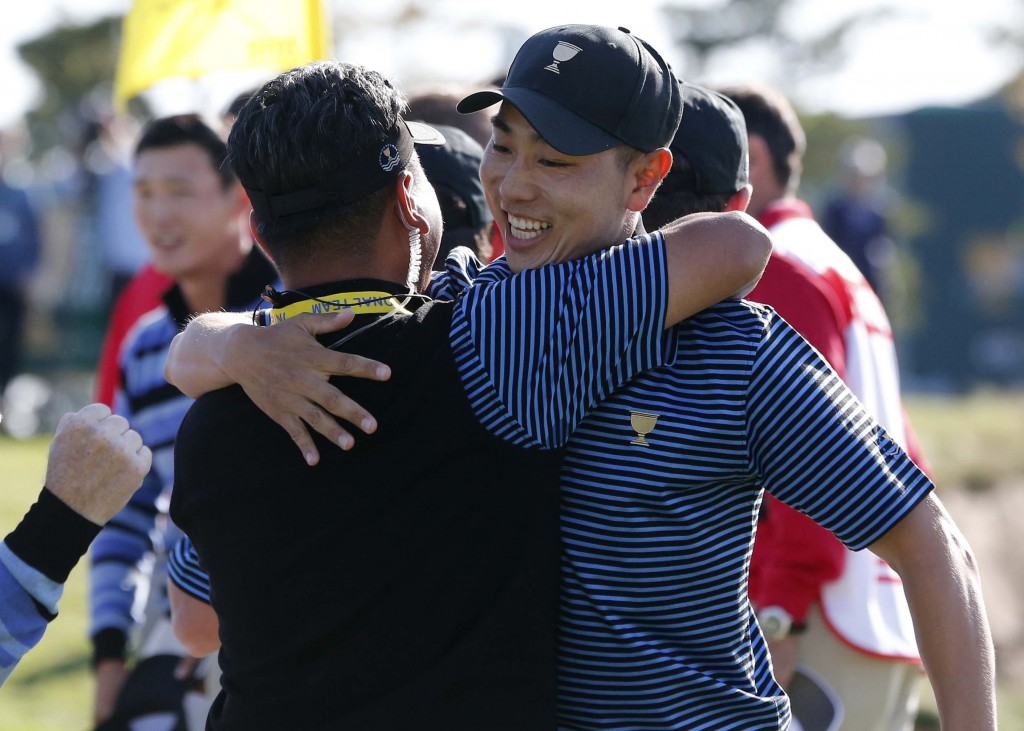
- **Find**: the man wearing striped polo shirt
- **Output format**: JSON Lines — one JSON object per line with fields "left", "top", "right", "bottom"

{"left": 165, "top": 53, "right": 768, "bottom": 729}
{"left": 644, "top": 82, "right": 932, "bottom": 730}
{"left": 167, "top": 26, "right": 995, "bottom": 731}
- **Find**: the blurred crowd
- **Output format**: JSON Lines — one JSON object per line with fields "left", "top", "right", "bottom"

{"left": 0, "top": 22, "right": 1002, "bottom": 729}
{"left": 0, "top": 83, "right": 508, "bottom": 436}
{"left": 1, "top": 85, "right": 903, "bottom": 440}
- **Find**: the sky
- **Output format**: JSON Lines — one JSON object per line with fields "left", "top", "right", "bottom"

{"left": 1, "top": 0, "right": 1022, "bottom": 130}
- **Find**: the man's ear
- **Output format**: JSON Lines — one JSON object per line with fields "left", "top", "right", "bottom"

{"left": 394, "top": 171, "right": 425, "bottom": 232}
{"left": 237, "top": 185, "right": 253, "bottom": 214}
{"left": 726, "top": 184, "right": 753, "bottom": 213}
{"left": 229, "top": 181, "right": 250, "bottom": 215}
{"left": 747, "top": 136, "right": 774, "bottom": 186}
{"left": 247, "top": 211, "right": 271, "bottom": 258}
{"left": 627, "top": 148, "right": 673, "bottom": 212}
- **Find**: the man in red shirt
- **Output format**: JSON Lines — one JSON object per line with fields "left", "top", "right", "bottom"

{"left": 93, "top": 265, "right": 173, "bottom": 407}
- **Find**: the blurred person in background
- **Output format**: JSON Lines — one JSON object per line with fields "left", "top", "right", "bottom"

{"left": 407, "top": 86, "right": 492, "bottom": 147}
{"left": 721, "top": 82, "right": 932, "bottom": 730}
{"left": 93, "top": 91, "right": 261, "bottom": 411}
{"left": 92, "top": 90, "right": 264, "bottom": 410}
{"left": 87, "top": 114, "right": 274, "bottom": 729}
{"left": 408, "top": 86, "right": 505, "bottom": 263}
{"left": 1, "top": 404, "right": 150, "bottom": 685}
{"left": 0, "top": 131, "right": 43, "bottom": 412}
{"left": 85, "top": 112, "right": 152, "bottom": 305}
{"left": 414, "top": 123, "right": 493, "bottom": 265}
{"left": 93, "top": 89, "right": 264, "bottom": 409}
{"left": 822, "top": 136, "right": 895, "bottom": 299}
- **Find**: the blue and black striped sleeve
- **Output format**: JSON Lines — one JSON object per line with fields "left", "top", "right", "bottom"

{"left": 167, "top": 535, "right": 211, "bottom": 605}
{"left": 427, "top": 246, "right": 485, "bottom": 300}
{"left": 451, "top": 234, "right": 671, "bottom": 449}
{"left": 746, "top": 313, "right": 933, "bottom": 550}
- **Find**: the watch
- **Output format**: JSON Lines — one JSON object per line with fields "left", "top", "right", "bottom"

{"left": 757, "top": 606, "right": 794, "bottom": 642}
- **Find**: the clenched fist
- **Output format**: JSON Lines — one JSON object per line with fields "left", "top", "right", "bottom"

{"left": 45, "top": 403, "right": 152, "bottom": 525}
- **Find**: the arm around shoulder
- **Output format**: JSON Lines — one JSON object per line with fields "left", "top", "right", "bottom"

{"left": 165, "top": 309, "right": 391, "bottom": 465}
{"left": 869, "top": 492, "right": 996, "bottom": 730}
{"left": 660, "top": 211, "right": 771, "bottom": 327}
{"left": 165, "top": 311, "right": 254, "bottom": 397}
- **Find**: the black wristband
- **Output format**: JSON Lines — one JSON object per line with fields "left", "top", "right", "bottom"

{"left": 4, "top": 487, "right": 102, "bottom": 584}
{"left": 92, "top": 627, "right": 128, "bottom": 665}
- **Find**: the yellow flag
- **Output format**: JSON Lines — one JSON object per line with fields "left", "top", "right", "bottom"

{"left": 114, "top": 0, "right": 332, "bottom": 108}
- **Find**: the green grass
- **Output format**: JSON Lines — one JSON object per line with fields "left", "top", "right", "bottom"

{"left": 905, "top": 390, "right": 1024, "bottom": 493}
{"left": 1, "top": 436, "right": 95, "bottom": 730}
{"left": 2, "top": 391, "right": 1023, "bottom": 728}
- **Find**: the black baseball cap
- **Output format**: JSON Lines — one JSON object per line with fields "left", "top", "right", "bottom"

{"left": 415, "top": 124, "right": 492, "bottom": 229}
{"left": 245, "top": 119, "right": 445, "bottom": 223}
{"left": 671, "top": 82, "right": 749, "bottom": 195}
{"left": 457, "top": 24, "right": 682, "bottom": 155}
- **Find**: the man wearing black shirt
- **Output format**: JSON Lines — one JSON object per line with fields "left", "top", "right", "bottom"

{"left": 168, "top": 56, "right": 769, "bottom": 729}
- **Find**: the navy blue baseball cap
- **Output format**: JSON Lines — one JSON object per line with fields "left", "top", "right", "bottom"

{"left": 671, "top": 82, "right": 750, "bottom": 195}
{"left": 245, "top": 119, "right": 445, "bottom": 223}
{"left": 458, "top": 25, "right": 682, "bottom": 155}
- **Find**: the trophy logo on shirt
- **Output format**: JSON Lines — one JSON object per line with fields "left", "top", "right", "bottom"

{"left": 629, "top": 411, "right": 659, "bottom": 446}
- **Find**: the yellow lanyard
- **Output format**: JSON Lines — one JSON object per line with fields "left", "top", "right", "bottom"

{"left": 263, "top": 290, "right": 412, "bottom": 325}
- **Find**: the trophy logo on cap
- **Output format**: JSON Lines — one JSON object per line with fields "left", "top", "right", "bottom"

{"left": 545, "top": 41, "right": 583, "bottom": 74}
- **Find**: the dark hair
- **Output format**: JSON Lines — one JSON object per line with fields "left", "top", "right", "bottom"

{"left": 135, "top": 114, "right": 234, "bottom": 188}
{"left": 643, "top": 153, "right": 732, "bottom": 229}
{"left": 227, "top": 61, "right": 406, "bottom": 270}
{"left": 720, "top": 84, "right": 805, "bottom": 194}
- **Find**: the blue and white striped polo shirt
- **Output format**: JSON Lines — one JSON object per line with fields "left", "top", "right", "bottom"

{"left": 553, "top": 298, "right": 930, "bottom": 730}
{"left": 90, "top": 250, "right": 275, "bottom": 660}
{"left": 438, "top": 252, "right": 932, "bottom": 729}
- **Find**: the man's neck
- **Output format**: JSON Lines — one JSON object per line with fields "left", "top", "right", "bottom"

{"left": 277, "top": 278, "right": 410, "bottom": 295}
{"left": 178, "top": 273, "right": 231, "bottom": 315}
{"left": 281, "top": 256, "right": 418, "bottom": 294}
{"left": 174, "top": 239, "right": 253, "bottom": 313}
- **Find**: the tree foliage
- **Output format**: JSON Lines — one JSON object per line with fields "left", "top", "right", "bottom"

{"left": 660, "top": 0, "right": 896, "bottom": 82}
{"left": 15, "top": 15, "right": 129, "bottom": 157}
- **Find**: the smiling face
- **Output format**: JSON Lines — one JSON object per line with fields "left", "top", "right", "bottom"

{"left": 479, "top": 103, "right": 648, "bottom": 273}
{"left": 133, "top": 143, "right": 245, "bottom": 282}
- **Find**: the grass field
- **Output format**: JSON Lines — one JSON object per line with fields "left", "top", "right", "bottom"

{"left": 1, "top": 391, "right": 1022, "bottom": 729}
{"left": 1, "top": 436, "right": 95, "bottom": 730}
